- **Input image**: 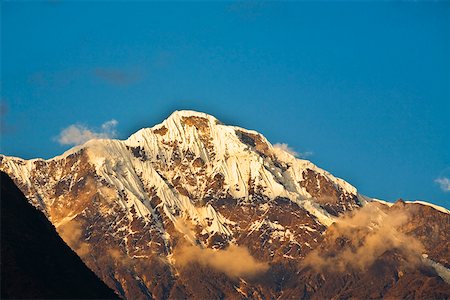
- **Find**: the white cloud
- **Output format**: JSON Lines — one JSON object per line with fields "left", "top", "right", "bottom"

{"left": 273, "top": 143, "right": 313, "bottom": 158}
{"left": 298, "top": 151, "right": 314, "bottom": 158}
{"left": 435, "top": 177, "right": 450, "bottom": 192}
{"left": 57, "top": 119, "right": 118, "bottom": 146}
{"left": 273, "top": 143, "right": 297, "bottom": 157}
{"left": 101, "top": 119, "right": 118, "bottom": 131}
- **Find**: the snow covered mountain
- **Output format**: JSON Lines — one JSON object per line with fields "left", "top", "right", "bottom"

{"left": 1, "top": 110, "right": 449, "bottom": 299}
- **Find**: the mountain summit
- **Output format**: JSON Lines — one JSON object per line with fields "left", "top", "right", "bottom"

{"left": 1, "top": 110, "right": 449, "bottom": 299}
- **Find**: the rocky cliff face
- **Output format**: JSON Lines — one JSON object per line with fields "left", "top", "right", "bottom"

{"left": 1, "top": 110, "right": 449, "bottom": 299}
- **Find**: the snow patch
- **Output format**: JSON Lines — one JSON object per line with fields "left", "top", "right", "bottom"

{"left": 406, "top": 201, "right": 449, "bottom": 215}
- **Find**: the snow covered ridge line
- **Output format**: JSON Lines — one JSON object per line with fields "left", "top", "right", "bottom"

{"left": 1, "top": 110, "right": 447, "bottom": 219}
{"left": 371, "top": 198, "right": 449, "bottom": 215}
{"left": 405, "top": 201, "right": 450, "bottom": 215}
{"left": 0, "top": 110, "right": 387, "bottom": 230}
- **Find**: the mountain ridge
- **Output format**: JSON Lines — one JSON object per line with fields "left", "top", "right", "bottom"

{"left": 0, "top": 110, "right": 365, "bottom": 225}
{"left": 3, "top": 110, "right": 448, "bottom": 213}
{"left": 1, "top": 110, "right": 449, "bottom": 299}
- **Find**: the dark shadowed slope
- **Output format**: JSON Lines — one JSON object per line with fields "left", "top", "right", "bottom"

{"left": 0, "top": 171, "right": 120, "bottom": 299}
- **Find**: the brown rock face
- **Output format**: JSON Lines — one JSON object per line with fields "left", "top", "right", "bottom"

{"left": 300, "top": 168, "right": 361, "bottom": 216}
{"left": 153, "top": 126, "right": 168, "bottom": 135}
{"left": 384, "top": 200, "right": 450, "bottom": 268}
{"left": 236, "top": 129, "right": 272, "bottom": 157}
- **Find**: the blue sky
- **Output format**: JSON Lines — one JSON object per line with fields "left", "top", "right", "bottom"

{"left": 1, "top": 1, "right": 449, "bottom": 208}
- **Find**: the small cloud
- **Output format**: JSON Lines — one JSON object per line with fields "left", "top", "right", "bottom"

{"left": 298, "top": 151, "right": 314, "bottom": 158}
{"left": 273, "top": 143, "right": 313, "bottom": 159}
{"left": 101, "top": 119, "right": 118, "bottom": 131}
{"left": 56, "top": 119, "right": 118, "bottom": 146}
{"left": 93, "top": 68, "right": 142, "bottom": 86}
{"left": 435, "top": 177, "right": 450, "bottom": 192}
{"left": 172, "top": 217, "right": 268, "bottom": 278}
{"left": 174, "top": 243, "right": 269, "bottom": 279}
{"left": 303, "top": 203, "right": 424, "bottom": 272}
{"left": 273, "top": 143, "right": 298, "bottom": 157}
{"left": 57, "top": 220, "right": 90, "bottom": 257}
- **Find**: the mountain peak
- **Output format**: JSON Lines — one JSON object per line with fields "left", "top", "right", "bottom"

{"left": 166, "top": 110, "right": 219, "bottom": 123}
{"left": 159, "top": 110, "right": 222, "bottom": 133}
{"left": 127, "top": 109, "right": 222, "bottom": 145}
{"left": 162, "top": 109, "right": 221, "bottom": 133}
